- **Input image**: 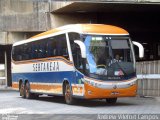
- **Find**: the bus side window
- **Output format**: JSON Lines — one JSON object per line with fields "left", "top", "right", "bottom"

{"left": 12, "top": 46, "right": 19, "bottom": 61}
{"left": 43, "top": 41, "right": 48, "bottom": 58}
{"left": 22, "top": 43, "right": 30, "bottom": 60}
{"left": 27, "top": 43, "right": 33, "bottom": 59}
{"left": 47, "top": 37, "right": 57, "bottom": 57}
{"left": 55, "top": 34, "right": 69, "bottom": 59}
{"left": 74, "top": 44, "right": 82, "bottom": 69}
{"left": 16, "top": 45, "right": 23, "bottom": 61}
{"left": 58, "top": 34, "right": 69, "bottom": 59}
{"left": 38, "top": 40, "right": 46, "bottom": 58}
{"left": 37, "top": 44, "right": 42, "bottom": 58}
{"left": 32, "top": 42, "right": 38, "bottom": 59}
{"left": 61, "top": 35, "right": 69, "bottom": 59}
{"left": 68, "top": 32, "right": 82, "bottom": 69}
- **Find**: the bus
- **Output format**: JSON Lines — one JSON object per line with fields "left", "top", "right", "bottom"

{"left": 11, "top": 24, "right": 144, "bottom": 104}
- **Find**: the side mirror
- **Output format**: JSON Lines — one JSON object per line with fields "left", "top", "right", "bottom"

{"left": 74, "top": 40, "right": 86, "bottom": 58}
{"left": 133, "top": 41, "right": 144, "bottom": 58}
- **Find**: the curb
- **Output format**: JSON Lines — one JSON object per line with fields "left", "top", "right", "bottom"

{"left": 0, "top": 86, "right": 15, "bottom": 91}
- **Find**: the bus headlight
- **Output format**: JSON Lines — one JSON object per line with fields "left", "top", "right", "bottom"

{"left": 130, "top": 81, "right": 136, "bottom": 86}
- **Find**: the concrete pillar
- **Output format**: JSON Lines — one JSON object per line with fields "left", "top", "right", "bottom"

{"left": 4, "top": 45, "right": 12, "bottom": 87}
{"left": 0, "top": 32, "right": 7, "bottom": 44}
{"left": 4, "top": 51, "right": 7, "bottom": 87}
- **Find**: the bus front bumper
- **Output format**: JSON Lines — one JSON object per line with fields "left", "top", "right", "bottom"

{"left": 84, "top": 82, "right": 137, "bottom": 99}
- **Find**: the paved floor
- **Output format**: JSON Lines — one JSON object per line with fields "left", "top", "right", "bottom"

{"left": 0, "top": 90, "right": 160, "bottom": 115}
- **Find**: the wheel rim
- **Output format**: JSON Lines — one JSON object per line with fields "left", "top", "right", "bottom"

{"left": 20, "top": 84, "right": 24, "bottom": 96}
{"left": 25, "top": 83, "right": 29, "bottom": 98}
{"left": 65, "top": 85, "right": 71, "bottom": 102}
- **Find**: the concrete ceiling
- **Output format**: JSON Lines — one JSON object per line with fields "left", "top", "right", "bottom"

{"left": 52, "top": 2, "right": 160, "bottom": 13}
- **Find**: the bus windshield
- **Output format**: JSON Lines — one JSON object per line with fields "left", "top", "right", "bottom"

{"left": 82, "top": 35, "right": 135, "bottom": 81}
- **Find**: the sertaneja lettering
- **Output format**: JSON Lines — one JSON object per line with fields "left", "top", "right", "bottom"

{"left": 47, "top": 63, "right": 49, "bottom": 71}
{"left": 50, "top": 62, "right": 52, "bottom": 71}
{"left": 53, "top": 62, "right": 55, "bottom": 71}
{"left": 38, "top": 63, "right": 40, "bottom": 71}
{"left": 33, "top": 64, "right": 35, "bottom": 71}
{"left": 43, "top": 63, "right": 46, "bottom": 71}
{"left": 41, "top": 63, "right": 43, "bottom": 71}
{"left": 33, "top": 62, "right": 59, "bottom": 72}
{"left": 56, "top": 62, "right": 59, "bottom": 71}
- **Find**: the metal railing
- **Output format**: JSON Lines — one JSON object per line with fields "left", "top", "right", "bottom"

{"left": 136, "top": 60, "right": 160, "bottom": 96}
{"left": 0, "top": 65, "right": 5, "bottom": 85}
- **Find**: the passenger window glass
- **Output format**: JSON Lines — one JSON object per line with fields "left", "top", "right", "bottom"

{"left": 47, "top": 34, "right": 69, "bottom": 59}
{"left": 14, "top": 45, "right": 23, "bottom": 61}
{"left": 68, "top": 32, "right": 82, "bottom": 69}
{"left": 12, "top": 34, "right": 69, "bottom": 61}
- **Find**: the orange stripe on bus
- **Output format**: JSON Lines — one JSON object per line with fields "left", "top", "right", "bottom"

{"left": 82, "top": 24, "right": 128, "bottom": 34}
{"left": 30, "top": 24, "right": 128, "bottom": 39}
{"left": 12, "top": 82, "right": 19, "bottom": 89}
{"left": 30, "top": 84, "right": 62, "bottom": 92}
{"left": 30, "top": 29, "right": 59, "bottom": 39}
{"left": 12, "top": 82, "right": 62, "bottom": 93}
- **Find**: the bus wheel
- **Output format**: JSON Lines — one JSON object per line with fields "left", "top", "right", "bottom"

{"left": 20, "top": 83, "right": 25, "bottom": 98}
{"left": 64, "top": 84, "right": 75, "bottom": 105}
{"left": 106, "top": 98, "right": 117, "bottom": 104}
{"left": 25, "top": 82, "right": 34, "bottom": 99}
{"left": 33, "top": 94, "right": 39, "bottom": 99}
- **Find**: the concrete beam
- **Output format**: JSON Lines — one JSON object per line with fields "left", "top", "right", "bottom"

{"left": 50, "top": 1, "right": 73, "bottom": 13}
{"left": 0, "top": 13, "right": 50, "bottom": 32}
{"left": 50, "top": 13, "right": 97, "bottom": 28}
{"left": 0, "top": 32, "right": 26, "bottom": 45}
{"left": 0, "top": 0, "right": 49, "bottom": 15}
{"left": 0, "top": 0, "right": 50, "bottom": 32}
{"left": 51, "top": 1, "right": 160, "bottom": 13}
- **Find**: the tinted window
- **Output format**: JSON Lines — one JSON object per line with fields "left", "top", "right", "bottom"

{"left": 12, "top": 46, "right": 22, "bottom": 61}
{"left": 32, "top": 40, "right": 47, "bottom": 59}
{"left": 12, "top": 34, "right": 69, "bottom": 61}
{"left": 68, "top": 32, "right": 82, "bottom": 69}
{"left": 68, "top": 32, "right": 81, "bottom": 46}
{"left": 47, "top": 34, "right": 69, "bottom": 59}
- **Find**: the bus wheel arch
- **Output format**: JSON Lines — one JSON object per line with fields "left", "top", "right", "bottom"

{"left": 19, "top": 79, "right": 23, "bottom": 91}
{"left": 62, "top": 80, "right": 70, "bottom": 96}
{"left": 63, "top": 80, "right": 76, "bottom": 105}
{"left": 24, "top": 80, "right": 33, "bottom": 99}
{"left": 24, "top": 80, "right": 29, "bottom": 85}
{"left": 19, "top": 79, "right": 25, "bottom": 97}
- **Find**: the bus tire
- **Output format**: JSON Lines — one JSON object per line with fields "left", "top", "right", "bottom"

{"left": 33, "top": 94, "right": 39, "bottom": 99}
{"left": 25, "top": 82, "right": 34, "bottom": 99}
{"left": 64, "top": 83, "right": 76, "bottom": 105}
{"left": 106, "top": 98, "right": 117, "bottom": 104}
{"left": 20, "top": 82, "right": 25, "bottom": 98}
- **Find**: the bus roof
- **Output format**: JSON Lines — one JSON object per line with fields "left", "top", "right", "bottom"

{"left": 13, "top": 24, "right": 129, "bottom": 46}
{"left": 31, "top": 24, "right": 128, "bottom": 39}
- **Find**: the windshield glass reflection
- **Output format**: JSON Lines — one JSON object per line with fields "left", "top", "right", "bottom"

{"left": 82, "top": 35, "right": 135, "bottom": 80}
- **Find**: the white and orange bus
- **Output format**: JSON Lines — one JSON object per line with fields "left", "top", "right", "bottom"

{"left": 11, "top": 24, "right": 144, "bottom": 104}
